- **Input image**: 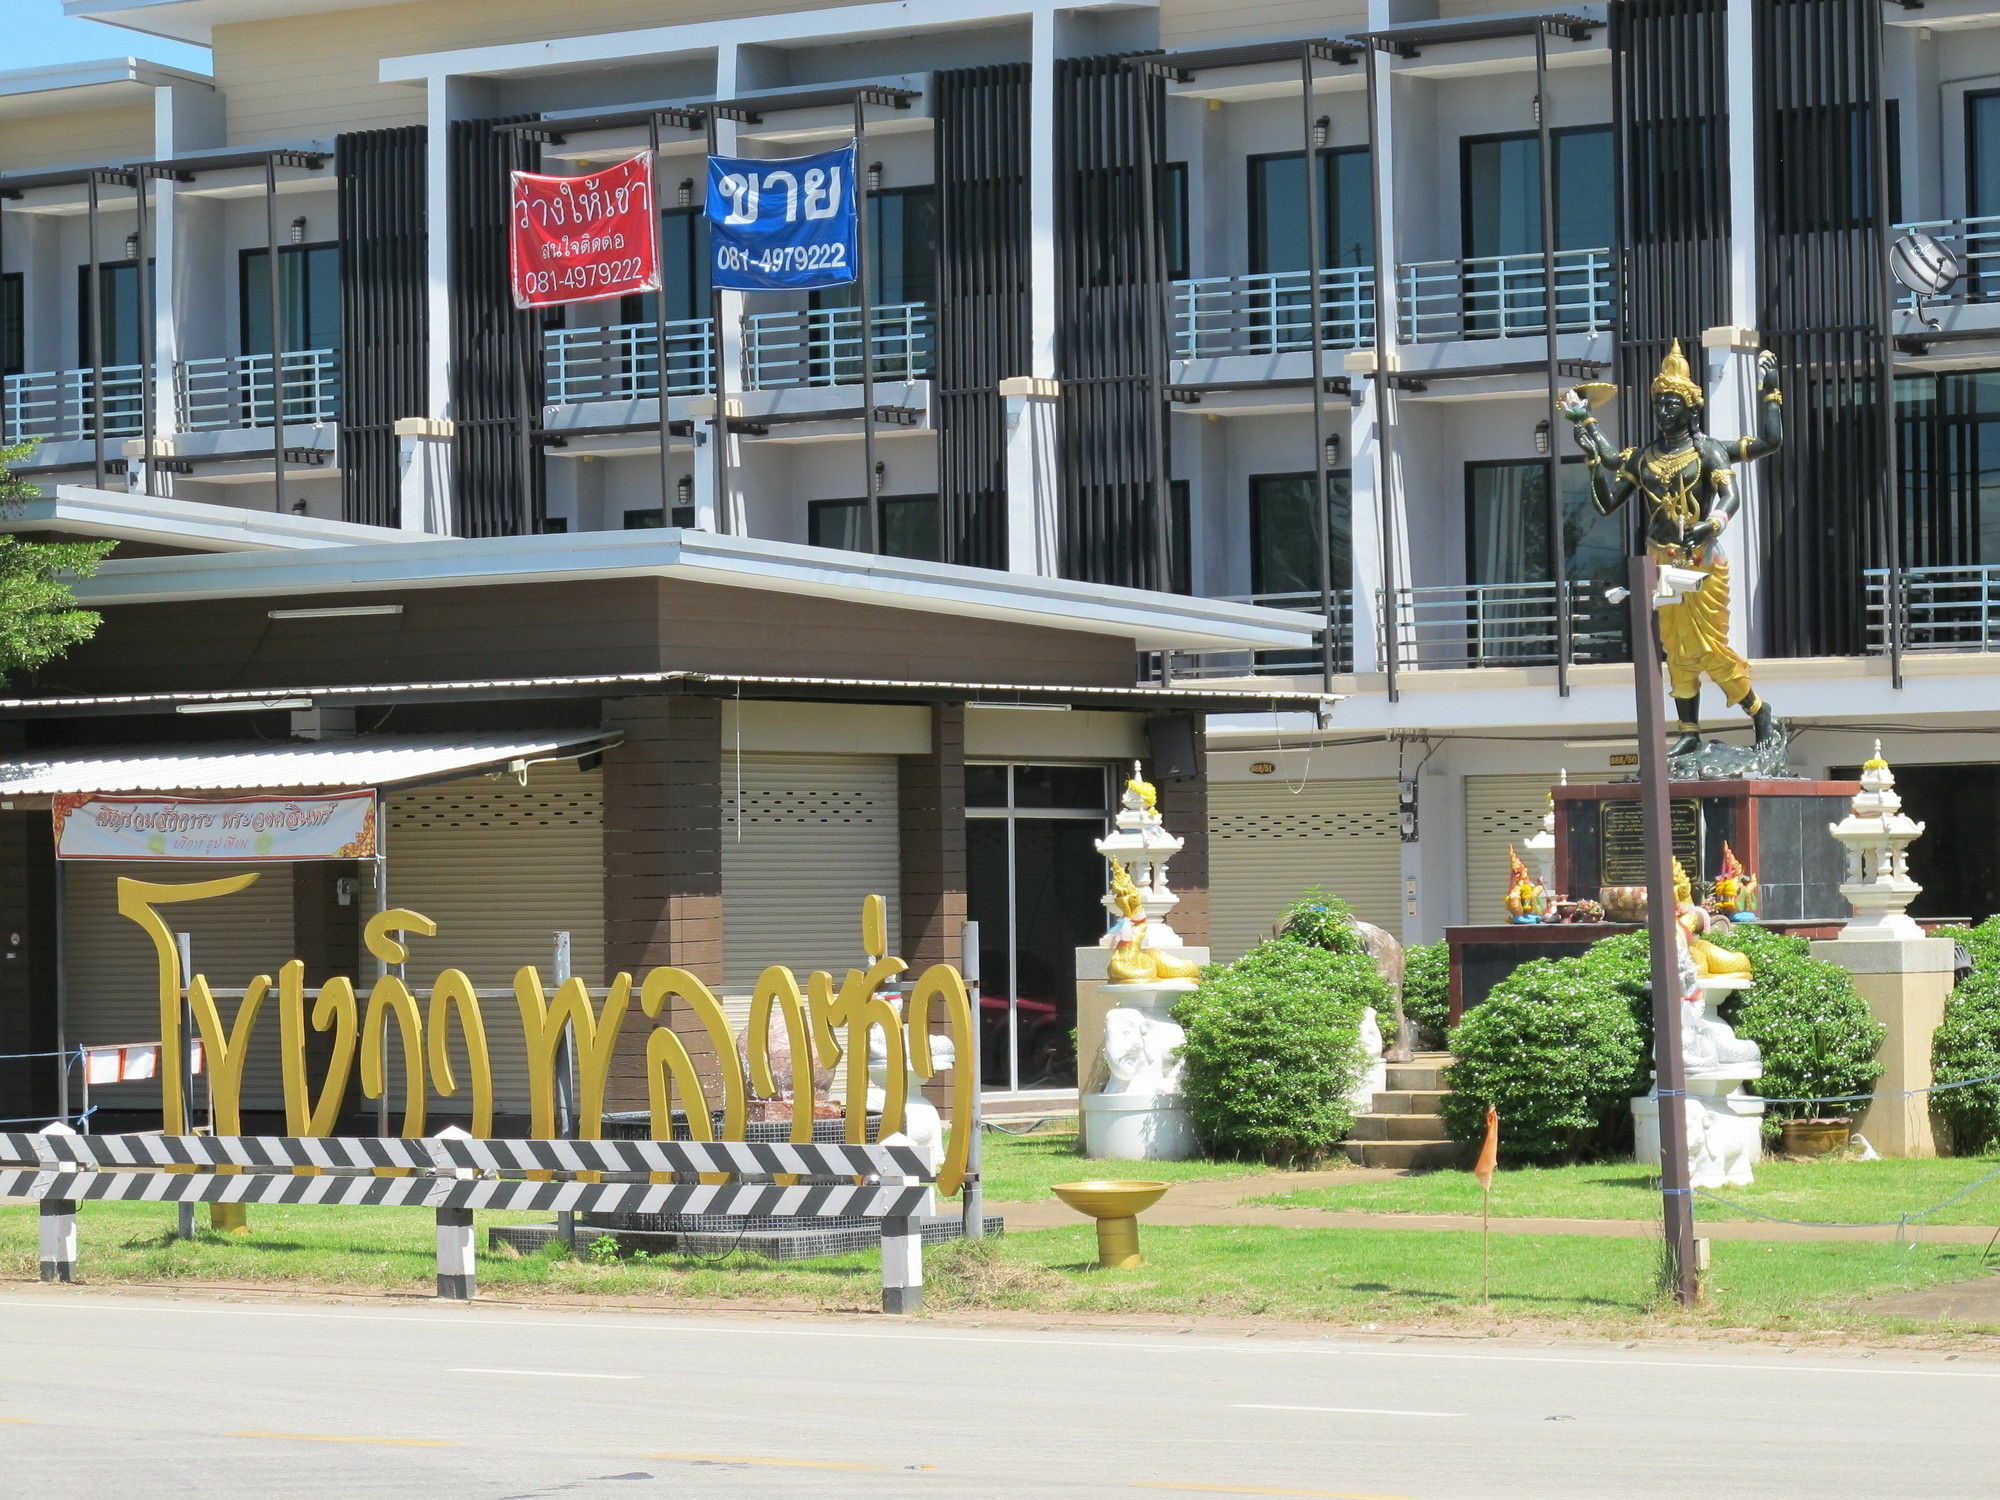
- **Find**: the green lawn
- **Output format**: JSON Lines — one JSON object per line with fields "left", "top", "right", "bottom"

{"left": 3, "top": 1201, "right": 1993, "bottom": 1335}
{"left": 973, "top": 1129, "right": 1270, "bottom": 1200}
{"left": 1252, "top": 1156, "right": 2000, "bottom": 1228}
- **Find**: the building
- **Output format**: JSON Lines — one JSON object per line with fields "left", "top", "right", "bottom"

{"left": 0, "top": 0, "right": 1983, "bottom": 1123}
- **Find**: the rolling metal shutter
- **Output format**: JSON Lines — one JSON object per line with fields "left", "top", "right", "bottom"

{"left": 62, "top": 861, "right": 297, "bottom": 1113}
{"left": 1208, "top": 778, "right": 1402, "bottom": 961}
{"left": 1463, "top": 774, "right": 1559, "bottom": 925}
{"left": 721, "top": 753, "right": 901, "bottom": 994}
{"left": 382, "top": 762, "right": 604, "bottom": 1117}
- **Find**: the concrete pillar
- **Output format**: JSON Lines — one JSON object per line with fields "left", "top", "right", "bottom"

{"left": 898, "top": 704, "right": 966, "bottom": 971}
{"left": 1809, "top": 937, "right": 1957, "bottom": 1158}
{"left": 601, "top": 696, "right": 723, "bottom": 1112}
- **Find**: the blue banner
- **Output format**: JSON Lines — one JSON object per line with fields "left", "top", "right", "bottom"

{"left": 706, "top": 143, "right": 858, "bottom": 292}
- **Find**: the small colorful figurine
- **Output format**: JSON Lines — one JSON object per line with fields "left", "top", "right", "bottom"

{"left": 1504, "top": 846, "right": 1547, "bottom": 924}
{"left": 1711, "top": 843, "right": 1761, "bottom": 923}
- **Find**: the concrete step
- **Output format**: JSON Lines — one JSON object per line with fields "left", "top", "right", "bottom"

{"left": 1342, "top": 1138, "right": 1465, "bottom": 1171}
{"left": 1350, "top": 1113, "right": 1456, "bottom": 1142}
{"left": 1385, "top": 1062, "right": 1448, "bottom": 1092}
{"left": 1366, "top": 1089, "right": 1448, "bottom": 1117}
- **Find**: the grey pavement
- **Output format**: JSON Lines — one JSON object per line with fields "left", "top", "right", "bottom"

{"left": 2, "top": 1288, "right": 1996, "bottom": 1498}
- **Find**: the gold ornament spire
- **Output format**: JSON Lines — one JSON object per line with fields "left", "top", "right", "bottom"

{"left": 1651, "top": 339, "right": 1705, "bottom": 406}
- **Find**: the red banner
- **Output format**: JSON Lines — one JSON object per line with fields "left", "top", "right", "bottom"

{"left": 509, "top": 152, "right": 660, "bottom": 308}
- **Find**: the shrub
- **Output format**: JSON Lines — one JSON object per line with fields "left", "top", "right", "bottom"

{"left": 1401, "top": 940, "right": 1451, "bottom": 1052}
{"left": 1275, "top": 887, "right": 1369, "bottom": 956}
{"left": 1441, "top": 955, "right": 1649, "bottom": 1164}
{"left": 1934, "top": 969, "right": 2000, "bottom": 1154}
{"left": 1706, "top": 925, "right": 1883, "bottom": 1122}
{"left": 1174, "top": 937, "right": 1383, "bottom": 1167}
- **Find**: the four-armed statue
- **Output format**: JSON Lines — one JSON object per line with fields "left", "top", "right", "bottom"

{"left": 1562, "top": 340, "right": 1786, "bottom": 759}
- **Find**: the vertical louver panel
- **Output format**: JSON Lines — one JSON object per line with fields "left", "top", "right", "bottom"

{"left": 449, "top": 117, "right": 544, "bottom": 538}
{"left": 935, "top": 65, "right": 1030, "bottom": 570}
{"left": 1055, "top": 56, "right": 1172, "bottom": 591}
{"left": 337, "top": 125, "right": 428, "bottom": 530}
{"left": 1753, "top": 0, "right": 1895, "bottom": 659}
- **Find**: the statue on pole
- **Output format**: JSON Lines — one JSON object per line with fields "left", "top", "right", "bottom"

{"left": 1562, "top": 341, "right": 1785, "bottom": 759}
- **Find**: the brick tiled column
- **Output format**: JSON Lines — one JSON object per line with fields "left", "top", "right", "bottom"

{"left": 601, "top": 695, "right": 723, "bottom": 1112}
{"left": 899, "top": 703, "right": 966, "bottom": 971}
{"left": 1150, "top": 715, "right": 1209, "bottom": 950}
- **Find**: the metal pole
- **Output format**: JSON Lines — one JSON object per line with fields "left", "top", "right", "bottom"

{"left": 1301, "top": 50, "right": 1336, "bottom": 694}
{"left": 854, "top": 97, "right": 882, "bottom": 553}
{"left": 53, "top": 859, "right": 68, "bottom": 1123}
{"left": 552, "top": 928, "right": 577, "bottom": 1250}
{"left": 86, "top": 174, "right": 106, "bottom": 490}
{"left": 374, "top": 798, "right": 391, "bottom": 1137}
{"left": 1869, "top": 19, "right": 1904, "bottom": 689}
{"left": 1136, "top": 63, "right": 1175, "bottom": 599}
{"left": 648, "top": 114, "right": 675, "bottom": 517}
{"left": 1363, "top": 46, "right": 1399, "bottom": 702}
{"left": 960, "top": 919, "right": 984, "bottom": 1240}
{"left": 1535, "top": 29, "right": 1571, "bottom": 697}
{"left": 134, "top": 170, "right": 155, "bottom": 497}
{"left": 1629, "top": 554, "right": 1698, "bottom": 1307}
{"left": 704, "top": 112, "right": 733, "bottom": 535}
{"left": 175, "top": 931, "right": 196, "bottom": 1240}
{"left": 265, "top": 155, "right": 288, "bottom": 515}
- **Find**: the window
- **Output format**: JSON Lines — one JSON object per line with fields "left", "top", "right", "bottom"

{"left": 1249, "top": 470, "right": 1352, "bottom": 598}
{"left": 1460, "top": 126, "right": 1613, "bottom": 260}
{"left": 1158, "top": 163, "right": 1191, "bottom": 281}
{"left": 620, "top": 207, "right": 712, "bottom": 326}
{"left": 1, "top": 273, "right": 20, "bottom": 378}
{"left": 1167, "top": 478, "right": 1191, "bottom": 595}
{"left": 1464, "top": 457, "right": 1628, "bottom": 662}
{"left": 624, "top": 505, "right": 696, "bottom": 530}
{"left": 1248, "top": 148, "right": 1373, "bottom": 272}
{"left": 240, "top": 244, "right": 341, "bottom": 356}
{"left": 807, "top": 493, "right": 941, "bottom": 561}
{"left": 1897, "top": 370, "right": 2000, "bottom": 568}
{"left": 814, "top": 186, "right": 938, "bottom": 310}
{"left": 75, "top": 260, "right": 153, "bottom": 367}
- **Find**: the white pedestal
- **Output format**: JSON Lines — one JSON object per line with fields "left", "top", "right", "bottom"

{"left": 1633, "top": 1070, "right": 1765, "bottom": 1189}
{"left": 1082, "top": 1090, "right": 1199, "bottom": 1161}
{"left": 1084, "top": 977, "right": 1196, "bottom": 1161}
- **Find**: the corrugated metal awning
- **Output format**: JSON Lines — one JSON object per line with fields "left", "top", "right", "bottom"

{"left": 0, "top": 730, "right": 617, "bottom": 795}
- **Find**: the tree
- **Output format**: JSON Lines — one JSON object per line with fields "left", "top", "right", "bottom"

{"left": 0, "top": 442, "right": 114, "bottom": 675}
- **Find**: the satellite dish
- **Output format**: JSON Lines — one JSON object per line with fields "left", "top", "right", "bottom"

{"left": 1892, "top": 231, "right": 1961, "bottom": 330}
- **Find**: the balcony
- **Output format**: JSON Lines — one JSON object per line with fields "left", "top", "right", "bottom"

{"left": 1172, "top": 267, "right": 1376, "bottom": 359}
{"left": 1156, "top": 590, "right": 1355, "bottom": 679}
{"left": 743, "top": 303, "right": 934, "bottom": 390}
{"left": 177, "top": 349, "right": 341, "bottom": 430}
{"left": 3, "top": 364, "right": 146, "bottom": 443}
{"left": 1866, "top": 565, "right": 2000, "bottom": 654}
{"left": 1384, "top": 580, "right": 1626, "bottom": 670}
{"left": 544, "top": 318, "right": 714, "bottom": 405}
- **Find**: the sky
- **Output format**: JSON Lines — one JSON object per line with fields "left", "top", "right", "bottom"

{"left": 10, "top": 0, "right": 213, "bottom": 74}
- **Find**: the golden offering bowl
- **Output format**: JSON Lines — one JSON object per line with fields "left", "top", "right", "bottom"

{"left": 1050, "top": 1180, "right": 1170, "bottom": 1269}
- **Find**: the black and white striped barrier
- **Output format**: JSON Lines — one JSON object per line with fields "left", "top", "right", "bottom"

{"left": 4, "top": 1129, "right": 936, "bottom": 1310}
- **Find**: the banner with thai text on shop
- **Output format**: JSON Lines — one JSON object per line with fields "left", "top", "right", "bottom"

{"left": 509, "top": 152, "right": 661, "bottom": 308}
{"left": 53, "top": 792, "right": 378, "bottom": 862}
{"left": 706, "top": 142, "right": 858, "bottom": 291}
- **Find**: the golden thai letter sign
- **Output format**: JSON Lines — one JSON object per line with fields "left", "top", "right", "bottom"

{"left": 53, "top": 793, "right": 378, "bottom": 863}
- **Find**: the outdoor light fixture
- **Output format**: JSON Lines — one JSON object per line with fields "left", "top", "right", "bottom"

{"left": 872, "top": 459, "right": 886, "bottom": 495}
{"left": 291, "top": 216, "right": 308, "bottom": 245}
{"left": 676, "top": 473, "right": 694, "bottom": 506}
{"left": 977, "top": 702, "right": 1071, "bottom": 712}
{"left": 1312, "top": 115, "right": 1330, "bottom": 150}
{"left": 678, "top": 178, "right": 694, "bottom": 208}
{"left": 290, "top": 499, "right": 308, "bottom": 515}
{"left": 1324, "top": 432, "right": 1343, "bottom": 467}
{"left": 1534, "top": 418, "right": 1552, "bottom": 456}
{"left": 177, "top": 698, "right": 313, "bottom": 715}
{"left": 266, "top": 604, "right": 405, "bottom": 620}
{"left": 123, "top": 232, "right": 140, "bottom": 261}
{"left": 866, "top": 161, "right": 883, "bottom": 192}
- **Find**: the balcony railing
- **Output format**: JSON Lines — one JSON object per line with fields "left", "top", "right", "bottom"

{"left": 1383, "top": 580, "right": 1627, "bottom": 670}
{"left": 1865, "top": 565, "right": 2000, "bottom": 654}
{"left": 543, "top": 318, "right": 714, "bottom": 405}
{"left": 177, "top": 349, "right": 341, "bottom": 430}
{"left": 1399, "top": 248, "right": 1615, "bottom": 343}
{"left": 1171, "top": 267, "right": 1376, "bottom": 360}
{"left": 1154, "top": 590, "right": 1355, "bottom": 680}
{"left": 1894, "top": 216, "right": 2000, "bottom": 308}
{"left": 743, "top": 303, "right": 934, "bottom": 390}
{"left": 2, "top": 364, "right": 146, "bottom": 443}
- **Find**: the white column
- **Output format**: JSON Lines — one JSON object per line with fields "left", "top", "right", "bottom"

{"left": 1711, "top": 0, "right": 1766, "bottom": 662}
{"left": 148, "top": 80, "right": 222, "bottom": 492}
{"left": 38, "top": 1199, "right": 77, "bottom": 1284}
{"left": 1399, "top": 747, "right": 1465, "bottom": 941}
{"left": 1345, "top": 366, "right": 1386, "bottom": 674}
{"left": 435, "top": 1206, "right": 475, "bottom": 1300}
{"left": 1000, "top": 378, "right": 1061, "bottom": 574}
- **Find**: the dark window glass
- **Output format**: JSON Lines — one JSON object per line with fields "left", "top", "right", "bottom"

{"left": 1, "top": 273, "right": 20, "bottom": 377}
{"left": 623, "top": 506, "right": 694, "bottom": 529}
{"left": 240, "top": 244, "right": 341, "bottom": 356}
{"left": 622, "top": 208, "right": 712, "bottom": 326}
{"left": 1158, "top": 162, "right": 1191, "bottom": 281}
{"left": 1168, "top": 478, "right": 1192, "bottom": 595}
{"left": 1461, "top": 126, "right": 1613, "bottom": 259}
{"left": 808, "top": 493, "right": 941, "bottom": 561}
{"left": 1464, "top": 458, "right": 1621, "bottom": 588}
{"left": 1897, "top": 370, "right": 2000, "bottom": 568}
{"left": 1249, "top": 470, "right": 1352, "bottom": 598}
{"left": 1012, "top": 765, "right": 1109, "bottom": 811}
{"left": 808, "top": 498, "right": 869, "bottom": 552}
{"left": 75, "top": 260, "right": 153, "bottom": 367}
{"left": 816, "top": 186, "right": 938, "bottom": 309}
{"left": 965, "top": 765, "right": 1010, "bottom": 808}
{"left": 1248, "top": 148, "right": 1373, "bottom": 272}
{"left": 1886, "top": 98, "right": 1904, "bottom": 223}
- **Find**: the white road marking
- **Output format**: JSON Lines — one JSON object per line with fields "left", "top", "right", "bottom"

{"left": 448, "top": 1368, "right": 641, "bottom": 1380}
{"left": 1234, "top": 1405, "right": 1461, "bottom": 1418}
{"left": 5, "top": 1296, "right": 1995, "bottom": 1382}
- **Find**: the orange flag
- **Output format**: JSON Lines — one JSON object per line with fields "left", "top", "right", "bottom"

{"left": 1473, "top": 1105, "right": 1500, "bottom": 1191}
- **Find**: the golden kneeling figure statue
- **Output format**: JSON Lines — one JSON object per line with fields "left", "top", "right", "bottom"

{"left": 1674, "top": 860, "right": 1752, "bottom": 982}
{"left": 1105, "top": 859, "right": 1200, "bottom": 985}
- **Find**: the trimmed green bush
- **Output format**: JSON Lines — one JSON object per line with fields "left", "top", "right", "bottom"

{"left": 1402, "top": 940, "right": 1451, "bottom": 1052}
{"left": 1441, "top": 955, "right": 1649, "bottom": 1165}
{"left": 1275, "top": 887, "right": 1370, "bottom": 956}
{"left": 1706, "top": 925, "right": 1883, "bottom": 1122}
{"left": 1174, "top": 937, "right": 1384, "bottom": 1168}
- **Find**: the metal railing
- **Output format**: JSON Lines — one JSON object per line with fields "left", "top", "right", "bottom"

{"left": 1383, "top": 579, "right": 1626, "bottom": 670}
{"left": 1398, "top": 247, "right": 1615, "bottom": 343}
{"left": 1151, "top": 590, "right": 1356, "bottom": 680}
{"left": 743, "top": 302, "right": 934, "bottom": 389}
{"left": 1865, "top": 565, "right": 2000, "bottom": 654}
{"left": 543, "top": 318, "right": 714, "bottom": 405}
{"left": 176, "top": 348, "right": 341, "bottom": 430}
{"left": 1171, "top": 267, "right": 1376, "bottom": 360}
{"left": 1894, "top": 215, "right": 2000, "bottom": 307}
{"left": 2, "top": 363, "right": 147, "bottom": 442}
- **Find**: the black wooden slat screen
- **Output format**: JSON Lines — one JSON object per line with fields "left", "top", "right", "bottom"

{"left": 449, "top": 117, "right": 544, "bottom": 537}
{"left": 1055, "top": 56, "right": 1170, "bottom": 591}
{"left": 337, "top": 125, "right": 427, "bottom": 530}
{"left": 934, "top": 64, "right": 1029, "bottom": 570}
{"left": 1753, "top": 0, "right": 1893, "bottom": 659}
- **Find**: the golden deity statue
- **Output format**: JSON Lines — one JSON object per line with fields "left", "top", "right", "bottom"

{"left": 1105, "top": 858, "right": 1200, "bottom": 985}
{"left": 1673, "top": 859, "right": 1752, "bottom": 982}
{"left": 1563, "top": 341, "right": 1786, "bottom": 757}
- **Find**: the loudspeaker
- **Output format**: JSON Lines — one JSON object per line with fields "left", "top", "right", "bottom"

{"left": 1146, "top": 713, "right": 1201, "bottom": 781}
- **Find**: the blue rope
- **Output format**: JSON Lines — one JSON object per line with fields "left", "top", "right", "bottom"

{"left": 1692, "top": 1158, "right": 2000, "bottom": 1230}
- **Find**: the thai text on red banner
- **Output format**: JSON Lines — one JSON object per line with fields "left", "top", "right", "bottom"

{"left": 509, "top": 152, "right": 661, "bottom": 309}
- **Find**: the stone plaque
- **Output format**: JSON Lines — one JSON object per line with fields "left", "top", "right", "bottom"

{"left": 1599, "top": 797, "right": 1701, "bottom": 885}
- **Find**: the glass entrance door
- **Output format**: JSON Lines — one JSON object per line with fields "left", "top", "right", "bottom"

{"left": 965, "top": 764, "right": 1110, "bottom": 1093}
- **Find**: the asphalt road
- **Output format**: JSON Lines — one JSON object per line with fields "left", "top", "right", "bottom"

{"left": 1, "top": 1290, "right": 1995, "bottom": 1498}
